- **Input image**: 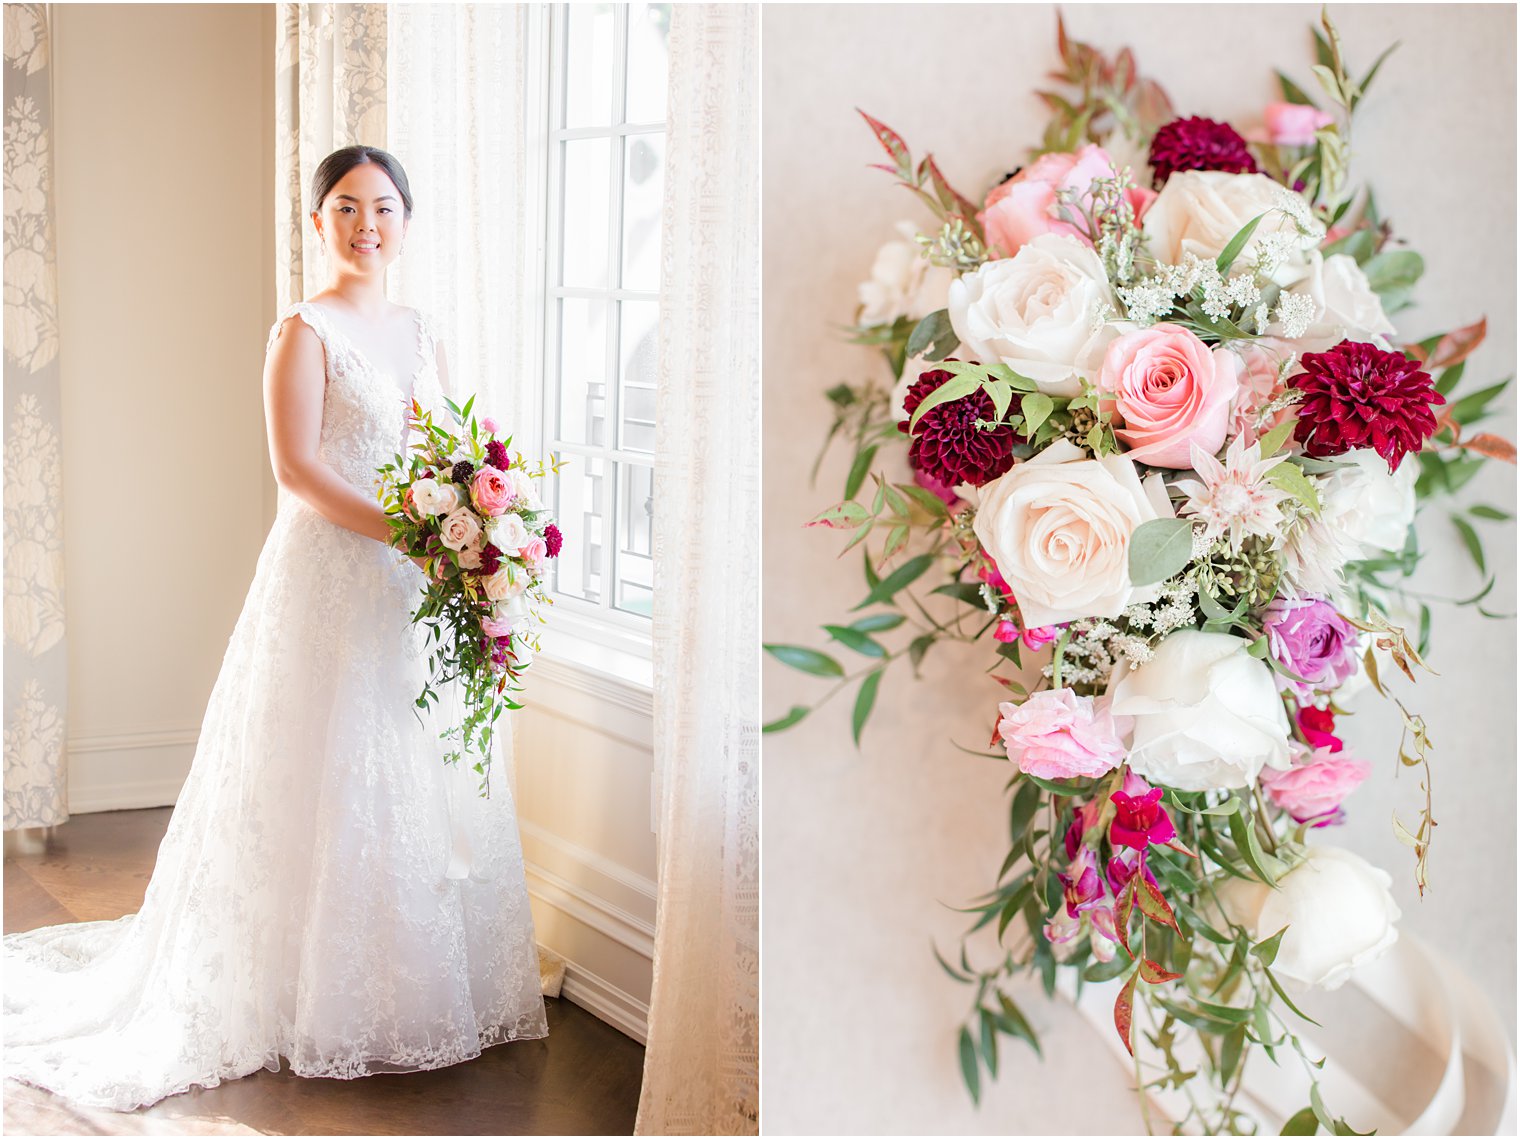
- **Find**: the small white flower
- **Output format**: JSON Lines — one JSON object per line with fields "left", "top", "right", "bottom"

{"left": 1273, "top": 292, "right": 1317, "bottom": 340}
{"left": 1175, "top": 435, "right": 1293, "bottom": 551}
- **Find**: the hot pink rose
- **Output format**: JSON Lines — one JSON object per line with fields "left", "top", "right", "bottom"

{"left": 1264, "top": 102, "right": 1334, "bottom": 148}
{"left": 1259, "top": 745, "right": 1370, "bottom": 823}
{"left": 979, "top": 144, "right": 1157, "bottom": 259}
{"left": 996, "top": 690, "right": 1129, "bottom": 781}
{"left": 1097, "top": 323, "right": 1241, "bottom": 468}
{"left": 470, "top": 466, "right": 513, "bottom": 518}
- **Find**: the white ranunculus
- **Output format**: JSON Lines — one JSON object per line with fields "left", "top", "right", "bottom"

{"left": 1142, "top": 171, "right": 1318, "bottom": 287}
{"left": 948, "top": 233, "right": 1119, "bottom": 397}
{"left": 412, "top": 478, "right": 460, "bottom": 517}
{"left": 1107, "top": 629, "right": 1292, "bottom": 791}
{"left": 972, "top": 439, "right": 1173, "bottom": 627}
{"left": 1317, "top": 449, "right": 1418, "bottom": 557}
{"left": 857, "top": 221, "right": 958, "bottom": 327}
{"left": 1283, "top": 251, "right": 1397, "bottom": 353}
{"left": 1217, "top": 845, "right": 1400, "bottom": 990}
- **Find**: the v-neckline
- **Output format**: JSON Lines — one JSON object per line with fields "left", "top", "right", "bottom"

{"left": 305, "top": 300, "right": 427, "bottom": 404}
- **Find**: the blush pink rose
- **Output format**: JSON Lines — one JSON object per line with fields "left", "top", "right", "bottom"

{"left": 481, "top": 613, "right": 516, "bottom": 638}
{"left": 996, "top": 689, "right": 1129, "bottom": 781}
{"left": 457, "top": 546, "right": 483, "bottom": 570}
{"left": 1228, "top": 341, "right": 1292, "bottom": 442}
{"left": 1096, "top": 323, "right": 1241, "bottom": 468}
{"left": 480, "top": 416, "right": 500, "bottom": 435}
{"left": 470, "top": 466, "right": 513, "bottom": 518}
{"left": 979, "top": 144, "right": 1158, "bottom": 259}
{"left": 520, "top": 535, "right": 548, "bottom": 572}
{"left": 438, "top": 507, "right": 482, "bottom": 552}
{"left": 1264, "top": 102, "right": 1334, "bottom": 148}
{"left": 1259, "top": 745, "right": 1371, "bottom": 823}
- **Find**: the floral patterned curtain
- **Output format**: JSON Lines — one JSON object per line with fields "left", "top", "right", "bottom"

{"left": 3, "top": 3, "right": 68, "bottom": 831}
{"left": 274, "top": 3, "right": 388, "bottom": 312}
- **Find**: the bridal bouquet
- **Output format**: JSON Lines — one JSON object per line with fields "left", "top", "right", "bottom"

{"left": 768, "top": 13, "right": 1512, "bottom": 1135}
{"left": 378, "top": 396, "right": 563, "bottom": 792}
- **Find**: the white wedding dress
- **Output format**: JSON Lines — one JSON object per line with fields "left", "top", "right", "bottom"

{"left": 3, "top": 301, "right": 548, "bottom": 1111}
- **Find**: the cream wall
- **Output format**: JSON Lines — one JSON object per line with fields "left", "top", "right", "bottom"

{"left": 761, "top": 5, "right": 1516, "bottom": 1134}
{"left": 54, "top": 4, "right": 276, "bottom": 811}
{"left": 50, "top": 3, "right": 654, "bottom": 1038}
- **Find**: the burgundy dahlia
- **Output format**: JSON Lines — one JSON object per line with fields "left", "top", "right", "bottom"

{"left": 478, "top": 542, "right": 503, "bottom": 576}
{"left": 451, "top": 459, "right": 475, "bottom": 484}
{"left": 898, "top": 368, "right": 1018, "bottom": 488}
{"left": 543, "top": 523, "right": 563, "bottom": 558}
{"left": 1288, "top": 340, "right": 1445, "bottom": 471}
{"left": 485, "top": 440, "right": 509, "bottom": 471}
{"left": 1147, "top": 116, "right": 1259, "bottom": 186}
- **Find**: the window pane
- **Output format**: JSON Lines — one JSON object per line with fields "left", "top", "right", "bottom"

{"left": 550, "top": 453, "right": 608, "bottom": 604}
{"left": 615, "top": 461, "right": 654, "bottom": 616}
{"left": 557, "top": 298, "right": 610, "bottom": 447}
{"left": 619, "top": 133, "right": 664, "bottom": 292}
{"left": 618, "top": 299, "right": 659, "bottom": 454}
{"left": 625, "top": 2, "right": 670, "bottom": 125}
{"left": 560, "top": 138, "right": 612, "bottom": 289}
{"left": 563, "top": 3, "right": 616, "bottom": 128}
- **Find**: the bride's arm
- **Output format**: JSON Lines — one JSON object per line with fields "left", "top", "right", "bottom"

{"left": 263, "top": 313, "right": 391, "bottom": 543}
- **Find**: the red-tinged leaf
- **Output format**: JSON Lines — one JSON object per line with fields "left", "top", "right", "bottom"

{"left": 1134, "top": 78, "right": 1176, "bottom": 130}
{"left": 1136, "top": 876, "right": 1180, "bottom": 932}
{"left": 1055, "top": 10, "right": 1071, "bottom": 67}
{"left": 857, "top": 108, "right": 909, "bottom": 169}
{"left": 925, "top": 153, "right": 983, "bottom": 223}
{"left": 1164, "top": 836, "right": 1200, "bottom": 860}
{"left": 1114, "top": 969, "right": 1139, "bottom": 1056}
{"left": 867, "top": 162, "right": 899, "bottom": 175}
{"left": 1407, "top": 317, "right": 1487, "bottom": 369}
{"left": 805, "top": 502, "right": 870, "bottom": 530}
{"left": 1115, "top": 878, "right": 1136, "bottom": 957}
{"left": 1139, "top": 958, "right": 1182, "bottom": 985}
{"left": 1460, "top": 432, "right": 1517, "bottom": 463}
{"left": 1115, "top": 46, "right": 1136, "bottom": 92}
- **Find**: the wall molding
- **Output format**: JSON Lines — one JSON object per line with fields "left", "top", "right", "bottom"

{"left": 533, "top": 653, "right": 654, "bottom": 719}
{"left": 520, "top": 819, "right": 656, "bottom": 901}
{"left": 525, "top": 859, "right": 655, "bottom": 960}
{"left": 68, "top": 725, "right": 200, "bottom": 754}
{"left": 66, "top": 724, "right": 198, "bottom": 812}
{"left": 553, "top": 953, "right": 650, "bottom": 1045}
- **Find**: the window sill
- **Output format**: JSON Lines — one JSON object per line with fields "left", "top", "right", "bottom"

{"left": 533, "top": 622, "right": 654, "bottom": 718}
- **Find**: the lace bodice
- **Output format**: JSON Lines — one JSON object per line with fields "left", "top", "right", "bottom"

{"left": 265, "top": 301, "right": 447, "bottom": 497}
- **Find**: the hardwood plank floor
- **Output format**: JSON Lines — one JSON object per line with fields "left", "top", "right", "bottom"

{"left": 4, "top": 807, "right": 644, "bottom": 1136}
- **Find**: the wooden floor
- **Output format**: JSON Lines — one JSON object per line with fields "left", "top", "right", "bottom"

{"left": 4, "top": 807, "right": 645, "bottom": 1136}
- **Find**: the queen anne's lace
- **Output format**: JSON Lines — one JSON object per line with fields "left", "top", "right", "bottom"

{"left": 2, "top": 301, "right": 547, "bottom": 1112}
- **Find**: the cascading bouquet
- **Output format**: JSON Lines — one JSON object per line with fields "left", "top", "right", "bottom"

{"left": 378, "top": 395, "right": 564, "bottom": 794}
{"left": 766, "top": 13, "right": 1513, "bottom": 1135}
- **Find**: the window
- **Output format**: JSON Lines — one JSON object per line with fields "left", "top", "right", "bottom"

{"left": 539, "top": 2, "right": 670, "bottom": 664}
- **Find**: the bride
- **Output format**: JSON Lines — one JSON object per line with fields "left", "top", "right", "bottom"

{"left": 3, "top": 145, "right": 548, "bottom": 1111}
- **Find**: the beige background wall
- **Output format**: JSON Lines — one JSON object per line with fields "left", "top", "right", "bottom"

{"left": 761, "top": 5, "right": 1516, "bottom": 1133}
{"left": 53, "top": 4, "right": 277, "bottom": 811}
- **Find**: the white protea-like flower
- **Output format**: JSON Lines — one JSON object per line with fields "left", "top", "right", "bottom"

{"left": 1175, "top": 435, "right": 1293, "bottom": 551}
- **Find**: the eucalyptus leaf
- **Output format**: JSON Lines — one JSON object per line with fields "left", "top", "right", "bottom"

{"left": 907, "top": 309, "right": 958, "bottom": 362}
{"left": 1128, "top": 518, "right": 1196, "bottom": 587}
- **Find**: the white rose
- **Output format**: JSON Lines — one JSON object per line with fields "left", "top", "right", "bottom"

{"left": 1282, "top": 252, "right": 1397, "bottom": 353}
{"left": 948, "top": 234, "right": 1119, "bottom": 397}
{"left": 492, "top": 594, "right": 529, "bottom": 623}
{"left": 483, "top": 562, "right": 529, "bottom": 602}
{"left": 857, "top": 221, "right": 957, "bottom": 327}
{"left": 508, "top": 469, "right": 542, "bottom": 511}
{"left": 487, "top": 513, "right": 530, "bottom": 555}
{"left": 412, "top": 478, "right": 459, "bottom": 517}
{"left": 1216, "top": 845, "right": 1400, "bottom": 990}
{"left": 972, "top": 439, "right": 1173, "bottom": 627}
{"left": 1317, "top": 449, "right": 1418, "bottom": 556}
{"left": 1142, "top": 171, "right": 1318, "bottom": 286}
{"left": 1108, "top": 629, "right": 1291, "bottom": 791}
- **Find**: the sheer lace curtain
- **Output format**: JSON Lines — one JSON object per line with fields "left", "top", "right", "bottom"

{"left": 636, "top": 6, "right": 760, "bottom": 1136}
{"left": 3, "top": 3, "right": 69, "bottom": 832}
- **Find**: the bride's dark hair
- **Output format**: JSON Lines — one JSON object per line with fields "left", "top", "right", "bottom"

{"left": 311, "top": 145, "right": 414, "bottom": 220}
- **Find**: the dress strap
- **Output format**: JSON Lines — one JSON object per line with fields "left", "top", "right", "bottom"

{"left": 265, "top": 300, "right": 334, "bottom": 358}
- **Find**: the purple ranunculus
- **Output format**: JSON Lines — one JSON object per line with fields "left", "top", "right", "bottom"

{"left": 1262, "top": 596, "right": 1357, "bottom": 696}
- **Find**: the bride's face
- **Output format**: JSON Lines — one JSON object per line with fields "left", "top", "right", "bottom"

{"left": 312, "top": 162, "right": 409, "bottom": 274}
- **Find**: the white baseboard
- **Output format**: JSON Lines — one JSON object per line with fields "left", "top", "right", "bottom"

{"left": 554, "top": 954, "right": 650, "bottom": 1045}
{"left": 67, "top": 777, "right": 187, "bottom": 814}
{"left": 525, "top": 861, "right": 655, "bottom": 960}
{"left": 66, "top": 725, "right": 197, "bottom": 813}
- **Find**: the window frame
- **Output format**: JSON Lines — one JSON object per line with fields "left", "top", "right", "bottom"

{"left": 528, "top": 2, "right": 667, "bottom": 679}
